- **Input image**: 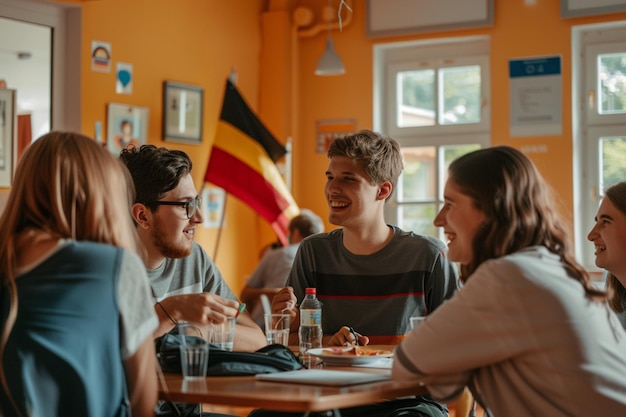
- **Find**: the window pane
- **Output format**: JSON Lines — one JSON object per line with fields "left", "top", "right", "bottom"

{"left": 398, "top": 203, "right": 438, "bottom": 237}
{"left": 395, "top": 144, "right": 480, "bottom": 240}
{"left": 600, "top": 136, "right": 626, "bottom": 193}
{"left": 397, "top": 69, "right": 435, "bottom": 127}
{"left": 399, "top": 146, "right": 436, "bottom": 201}
{"left": 598, "top": 53, "right": 626, "bottom": 115}
{"left": 439, "top": 65, "right": 481, "bottom": 125}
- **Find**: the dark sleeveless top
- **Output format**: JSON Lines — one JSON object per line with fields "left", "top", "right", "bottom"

{"left": 1, "top": 241, "right": 129, "bottom": 417}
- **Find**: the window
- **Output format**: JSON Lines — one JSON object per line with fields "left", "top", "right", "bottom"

{"left": 573, "top": 23, "right": 626, "bottom": 269}
{"left": 374, "top": 36, "right": 490, "bottom": 239}
{"left": 395, "top": 144, "right": 481, "bottom": 238}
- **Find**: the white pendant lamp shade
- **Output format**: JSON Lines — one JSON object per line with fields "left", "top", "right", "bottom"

{"left": 315, "top": 38, "right": 345, "bottom": 76}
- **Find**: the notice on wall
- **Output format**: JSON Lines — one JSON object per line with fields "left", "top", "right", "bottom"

{"left": 315, "top": 119, "right": 357, "bottom": 153}
{"left": 202, "top": 186, "right": 225, "bottom": 229}
{"left": 509, "top": 56, "right": 562, "bottom": 137}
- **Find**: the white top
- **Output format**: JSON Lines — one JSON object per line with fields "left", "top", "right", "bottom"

{"left": 392, "top": 246, "right": 626, "bottom": 417}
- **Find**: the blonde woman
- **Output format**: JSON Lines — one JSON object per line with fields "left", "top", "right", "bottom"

{"left": 588, "top": 181, "right": 626, "bottom": 329}
{"left": 0, "top": 132, "right": 159, "bottom": 417}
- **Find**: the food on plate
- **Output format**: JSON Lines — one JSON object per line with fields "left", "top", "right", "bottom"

{"left": 322, "top": 346, "right": 392, "bottom": 356}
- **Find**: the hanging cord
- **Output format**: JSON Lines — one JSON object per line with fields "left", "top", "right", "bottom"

{"left": 337, "top": 0, "right": 352, "bottom": 31}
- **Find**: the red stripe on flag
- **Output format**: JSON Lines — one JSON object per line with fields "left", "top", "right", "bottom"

{"left": 206, "top": 146, "right": 290, "bottom": 222}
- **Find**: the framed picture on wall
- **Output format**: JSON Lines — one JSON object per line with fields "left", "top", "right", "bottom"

{"left": 0, "top": 89, "right": 16, "bottom": 187}
{"left": 106, "top": 103, "right": 149, "bottom": 155}
{"left": 162, "top": 81, "right": 204, "bottom": 144}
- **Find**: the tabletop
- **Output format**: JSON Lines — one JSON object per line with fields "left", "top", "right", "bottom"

{"left": 158, "top": 347, "right": 428, "bottom": 412}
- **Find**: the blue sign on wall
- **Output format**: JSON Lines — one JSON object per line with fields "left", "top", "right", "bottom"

{"left": 509, "top": 55, "right": 562, "bottom": 137}
{"left": 509, "top": 57, "right": 561, "bottom": 78}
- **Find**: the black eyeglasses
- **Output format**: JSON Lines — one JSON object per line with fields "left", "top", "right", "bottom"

{"left": 144, "top": 196, "right": 201, "bottom": 219}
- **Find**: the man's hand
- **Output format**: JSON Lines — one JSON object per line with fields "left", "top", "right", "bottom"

{"left": 166, "top": 292, "right": 240, "bottom": 324}
{"left": 154, "top": 293, "right": 240, "bottom": 337}
{"left": 327, "top": 326, "right": 370, "bottom": 347}
{"left": 271, "top": 286, "right": 299, "bottom": 344}
{"left": 155, "top": 294, "right": 266, "bottom": 351}
{"left": 271, "top": 286, "right": 298, "bottom": 316}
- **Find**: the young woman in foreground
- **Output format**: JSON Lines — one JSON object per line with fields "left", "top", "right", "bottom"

{"left": 0, "top": 132, "right": 159, "bottom": 417}
{"left": 392, "top": 146, "right": 626, "bottom": 416}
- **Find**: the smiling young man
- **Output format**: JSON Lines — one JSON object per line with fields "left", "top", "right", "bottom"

{"left": 120, "top": 145, "right": 265, "bottom": 351}
{"left": 263, "top": 130, "right": 457, "bottom": 417}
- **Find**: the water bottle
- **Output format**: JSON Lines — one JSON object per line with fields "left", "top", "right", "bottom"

{"left": 298, "top": 287, "right": 323, "bottom": 367}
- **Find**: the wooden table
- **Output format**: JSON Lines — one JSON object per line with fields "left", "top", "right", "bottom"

{"left": 158, "top": 365, "right": 427, "bottom": 414}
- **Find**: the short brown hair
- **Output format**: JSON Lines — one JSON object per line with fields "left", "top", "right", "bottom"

{"left": 327, "top": 129, "right": 403, "bottom": 201}
{"left": 288, "top": 209, "right": 324, "bottom": 238}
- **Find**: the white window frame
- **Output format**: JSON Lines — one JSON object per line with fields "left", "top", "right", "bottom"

{"left": 572, "top": 21, "right": 626, "bottom": 270}
{"left": 373, "top": 36, "right": 491, "bottom": 231}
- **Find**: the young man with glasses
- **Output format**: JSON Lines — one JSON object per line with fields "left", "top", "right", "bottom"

{"left": 120, "top": 145, "right": 266, "bottom": 351}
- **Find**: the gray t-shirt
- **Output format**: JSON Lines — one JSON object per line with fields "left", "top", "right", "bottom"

{"left": 147, "top": 241, "right": 237, "bottom": 301}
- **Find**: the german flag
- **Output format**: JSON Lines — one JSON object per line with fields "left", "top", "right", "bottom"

{"left": 205, "top": 79, "right": 299, "bottom": 245}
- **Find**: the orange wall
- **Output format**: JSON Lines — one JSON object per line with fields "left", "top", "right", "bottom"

{"left": 289, "top": 0, "right": 626, "bottom": 234}
{"left": 64, "top": 0, "right": 626, "bottom": 294}
{"left": 77, "top": 0, "right": 267, "bottom": 296}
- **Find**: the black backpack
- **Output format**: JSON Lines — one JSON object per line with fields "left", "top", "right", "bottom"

{"left": 155, "top": 331, "right": 303, "bottom": 377}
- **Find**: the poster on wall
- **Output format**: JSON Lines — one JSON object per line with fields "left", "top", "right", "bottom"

{"left": 509, "top": 56, "right": 562, "bottom": 138}
{"left": 116, "top": 62, "right": 133, "bottom": 94}
{"left": 202, "top": 186, "right": 226, "bottom": 228}
{"left": 91, "top": 41, "right": 111, "bottom": 73}
{"left": 315, "top": 119, "right": 357, "bottom": 153}
{"left": 106, "top": 103, "right": 149, "bottom": 155}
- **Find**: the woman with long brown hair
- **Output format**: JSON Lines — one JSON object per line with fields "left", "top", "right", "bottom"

{"left": 393, "top": 146, "right": 626, "bottom": 416}
{"left": 0, "top": 132, "right": 158, "bottom": 417}
{"left": 588, "top": 181, "right": 626, "bottom": 329}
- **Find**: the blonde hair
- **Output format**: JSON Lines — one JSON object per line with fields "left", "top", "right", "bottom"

{"left": 0, "top": 131, "right": 140, "bottom": 415}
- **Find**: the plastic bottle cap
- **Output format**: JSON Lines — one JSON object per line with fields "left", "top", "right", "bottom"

{"left": 305, "top": 288, "right": 316, "bottom": 295}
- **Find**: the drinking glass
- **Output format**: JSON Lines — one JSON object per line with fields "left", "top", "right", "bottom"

{"left": 264, "top": 313, "right": 290, "bottom": 345}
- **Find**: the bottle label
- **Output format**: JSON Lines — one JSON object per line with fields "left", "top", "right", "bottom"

{"left": 300, "top": 309, "right": 321, "bottom": 326}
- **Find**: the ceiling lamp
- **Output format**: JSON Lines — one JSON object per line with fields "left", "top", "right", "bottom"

{"left": 315, "top": 0, "right": 345, "bottom": 76}
{"left": 315, "top": 38, "right": 344, "bottom": 76}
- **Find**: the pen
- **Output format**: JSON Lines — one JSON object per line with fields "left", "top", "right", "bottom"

{"left": 235, "top": 303, "right": 246, "bottom": 321}
{"left": 349, "top": 326, "right": 359, "bottom": 346}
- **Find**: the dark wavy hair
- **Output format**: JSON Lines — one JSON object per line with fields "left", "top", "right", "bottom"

{"left": 119, "top": 144, "right": 192, "bottom": 207}
{"left": 449, "top": 146, "right": 605, "bottom": 300}
{"left": 603, "top": 182, "right": 626, "bottom": 312}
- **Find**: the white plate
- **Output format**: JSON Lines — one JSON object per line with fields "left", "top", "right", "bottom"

{"left": 307, "top": 346, "right": 394, "bottom": 366}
